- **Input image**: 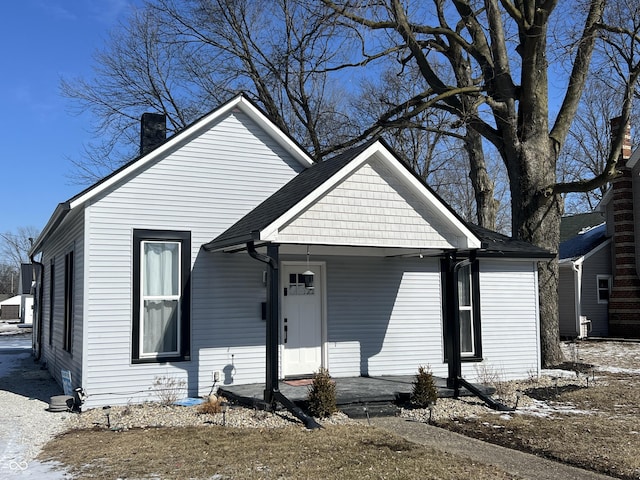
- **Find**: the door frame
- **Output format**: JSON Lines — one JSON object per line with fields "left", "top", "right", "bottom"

{"left": 280, "top": 261, "right": 328, "bottom": 377}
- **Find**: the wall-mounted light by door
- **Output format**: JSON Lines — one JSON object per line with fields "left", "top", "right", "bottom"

{"left": 303, "top": 245, "right": 314, "bottom": 289}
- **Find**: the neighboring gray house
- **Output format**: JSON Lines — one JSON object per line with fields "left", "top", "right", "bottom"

{"left": 558, "top": 218, "right": 611, "bottom": 338}
{"left": 30, "top": 95, "right": 551, "bottom": 409}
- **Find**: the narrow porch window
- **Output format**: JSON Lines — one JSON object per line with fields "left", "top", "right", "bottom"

{"left": 457, "top": 264, "right": 474, "bottom": 355}
{"left": 442, "top": 259, "right": 482, "bottom": 361}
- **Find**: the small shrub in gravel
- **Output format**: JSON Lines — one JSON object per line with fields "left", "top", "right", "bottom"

{"left": 307, "top": 368, "right": 337, "bottom": 417}
{"left": 150, "top": 375, "right": 186, "bottom": 405}
{"left": 198, "top": 395, "right": 227, "bottom": 415}
{"left": 411, "top": 365, "right": 438, "bottom": 408}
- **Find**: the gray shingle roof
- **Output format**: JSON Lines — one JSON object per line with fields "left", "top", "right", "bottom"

{"left": 467, "top": 224, "right": 555, "bottom": 258}
{"left": 203, "top": 140, "right": 376, "bottom": 251}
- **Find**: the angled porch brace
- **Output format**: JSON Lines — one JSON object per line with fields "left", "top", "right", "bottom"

{"left": 443, "top": 250, "right": 514, "bottom": 412}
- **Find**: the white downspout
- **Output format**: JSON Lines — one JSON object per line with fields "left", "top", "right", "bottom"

{"left": 572, "top": 260, "right": 583, "bottom": 337}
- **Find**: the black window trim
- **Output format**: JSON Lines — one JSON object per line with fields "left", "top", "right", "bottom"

{"left": 132, "top": 229, "right": 191, "bottom": 363}
{"left": 441, "top": 258, "right": 483, "bottom": 362}
{"left": 63, "top": 250, "right": 74, "bottom": 353}
{"left": 49, "top": 258, "right": 55, "bottom": 346}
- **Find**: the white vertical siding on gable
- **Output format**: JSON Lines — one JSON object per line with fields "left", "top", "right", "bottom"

{"left": 325, "top": 256, "right": 447, "bottom": 378}
{"left": 276, "top": 158, "right": 461, "bottom": 248}
{"left": 39, "top": 208, "right": 85, "bottom": 393}
{"left": 81, "top": 111, "right": 304, "bottom": 408}
{"left": 463, "top": 260, "right": 540, "bottom": 381}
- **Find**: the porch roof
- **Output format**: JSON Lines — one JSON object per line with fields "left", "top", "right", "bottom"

{"left": 203, "top": 139, "right": 553, "bottom": 260}
{"left": 204, "top": 140, "right": 375, "bottom": 251}
{"left": 203, "top": 139, "right": 481, "bottom": 253}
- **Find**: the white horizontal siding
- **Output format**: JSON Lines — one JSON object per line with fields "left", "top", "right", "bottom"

{"left": 39, "top": 208, "right": 85, "bottom": 393}
{"left": 325, "top": 256, "right": 446, "bottom": 379}
{"left": 463, "top": 260, "right": 540, "bottom": 381}
{"left": 81, "top": 111, "right": 303, "bottom": 407}
{"left": 277, "top": 158, "right": 461, "bottom": 249}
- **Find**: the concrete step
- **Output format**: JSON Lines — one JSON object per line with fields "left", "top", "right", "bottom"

{"left": 340, "top": 402, "right": 399, "bottom": 419}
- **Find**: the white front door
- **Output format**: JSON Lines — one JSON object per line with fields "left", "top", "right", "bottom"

{"left": 282, "top": 263, "right": 323, "bottom": 377}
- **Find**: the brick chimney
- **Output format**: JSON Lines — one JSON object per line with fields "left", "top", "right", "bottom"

{"left": 140, "top": 112, "right": 167, "bottom": 156}
{"left": 608, "top": 116, "right": 640, "bottom": 337}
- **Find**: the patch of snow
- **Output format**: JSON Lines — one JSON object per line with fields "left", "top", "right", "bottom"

{"left": 540, "top": 369, "right": 581, "bottom": 379}
{"left": 596, "top": 365, "right": 640, "bottom": 375}
{"left": 516, "top": 399, "right": 596, "bottom": 418}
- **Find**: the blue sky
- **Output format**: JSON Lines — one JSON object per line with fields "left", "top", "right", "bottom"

{"left": 0, "top": 1, "right": 138, "bottom": 235}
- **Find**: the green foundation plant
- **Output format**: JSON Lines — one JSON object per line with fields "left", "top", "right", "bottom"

{"left": 411, "top": 365, "right": 438, "bottom": 408}
{"left": 307, "top": 368, "right": 337, "bottom": 417}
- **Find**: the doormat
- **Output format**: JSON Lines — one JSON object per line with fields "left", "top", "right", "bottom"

{"left": 284, "top": 379, "right": 314, "bottom": 387}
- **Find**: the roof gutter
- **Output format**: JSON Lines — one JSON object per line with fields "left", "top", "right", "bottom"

{"left": 202, "top": 231, "right": 261, "bottom": 253}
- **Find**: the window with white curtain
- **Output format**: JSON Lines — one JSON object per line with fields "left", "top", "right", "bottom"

{"left": 142, "top": 241, "right": 180, "bottom": 356}
{"left": 133, "top": 230, "right": 191, "bottom": 362}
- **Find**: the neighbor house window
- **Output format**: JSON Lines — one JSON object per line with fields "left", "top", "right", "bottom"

{"left": 597, "top": 275, "right": 612, "bottom": 304}
{"left": 49, "top": 259, "right": 55, "bottom": 346}
{"left": 442, "top": 259, "right": 482, "bottom": 361}
{"left": 132, "top": 230, "right": 191, "bottom": 362}
{"left": 63, "top": 251, "right": 74, "bottom": 353}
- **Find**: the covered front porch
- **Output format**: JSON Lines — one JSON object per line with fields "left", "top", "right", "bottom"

{"left": 201, "top": 140, "right": 542, "bottom": 425}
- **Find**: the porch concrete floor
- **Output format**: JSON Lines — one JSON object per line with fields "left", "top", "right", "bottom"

{"left": 218, "top": 375, "right": 490, "bottom": 409}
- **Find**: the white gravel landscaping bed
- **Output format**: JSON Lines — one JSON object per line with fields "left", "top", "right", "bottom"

{"left": 65, "top": 401, "right": 353, "bottom": 431}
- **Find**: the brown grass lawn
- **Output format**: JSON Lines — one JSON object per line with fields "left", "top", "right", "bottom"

{"left": 439, "top": 371, "right": 640, "bottom": 479}
{"left": 38, "top": 341, "right": 640, "bottom": 479}
{"left": 39, "top": 424, "right": 517, "bottom": 479}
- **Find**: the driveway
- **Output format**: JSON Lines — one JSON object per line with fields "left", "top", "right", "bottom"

{"left": 0, "top": 329, "right": 71, "bottom": 478}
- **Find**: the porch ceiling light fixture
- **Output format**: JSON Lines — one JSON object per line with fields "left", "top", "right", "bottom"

{"left": 303, "top": 245, "right": 315, "bottom": 289}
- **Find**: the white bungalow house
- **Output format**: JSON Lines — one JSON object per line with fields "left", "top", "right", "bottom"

{"left": 29, "top": 94, "right": 551, "bottom": 410}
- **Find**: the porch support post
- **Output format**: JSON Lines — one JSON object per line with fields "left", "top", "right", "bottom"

{"left": 444, "top": 251, "right": 462, "bottom": 396}
{"left": 264, "top": 243, "right": 280, "bottom": 403}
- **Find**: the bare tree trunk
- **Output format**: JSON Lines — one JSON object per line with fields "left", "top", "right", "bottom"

{"left": 510, "top": 142, "right": 565, "bottom": 367}
{"left": 465, "top": 128, "right": 498, "bottom": 230}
